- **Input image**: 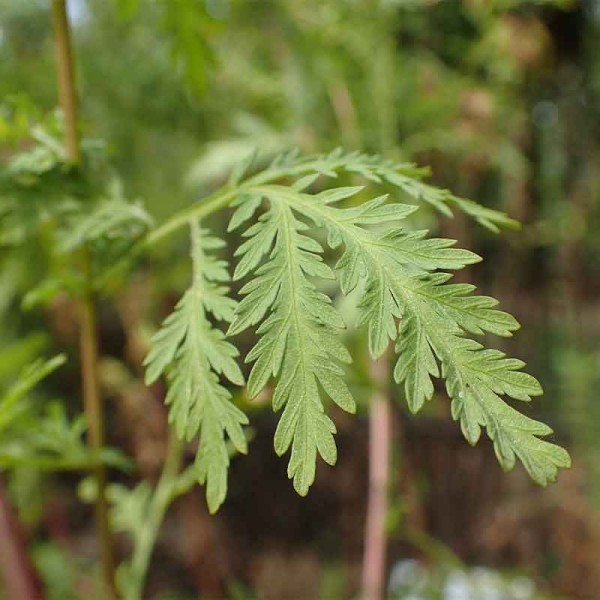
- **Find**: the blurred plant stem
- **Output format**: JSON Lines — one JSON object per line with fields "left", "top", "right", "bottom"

{"left": 50, "top": 1, "right": 117, "bottom": 596}
{"left": 0, "top": 479, "right": 43, "bottom": 600}
{"left": 50, "top": 0, "right": 79, "bottom": 166}
{"left": 124, "top": 430, "right": 187, "bottom": 600}
{"left": 79, "top": 256, "right": 117, "bottom": 598}
{"left": 362, "top": 355, "right": 391, "bottom": 600}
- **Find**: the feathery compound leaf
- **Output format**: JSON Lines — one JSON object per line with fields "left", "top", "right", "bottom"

{"left": 252, "top": 148, "right": 518, "bottom": 231}
{"left": 229, "top": 192, "right": 355, "bottom": 496}
{"left": 145, "top": 149, "right": 568, "bottom": 506}
{"left": 59, "top": 199, "right": 153, "bottom": 253}
{"left": 144, "top": 222, "right": 247, "bottom": 513}
{"left": 261, "top": 181, "right": 569, "bottom": 485}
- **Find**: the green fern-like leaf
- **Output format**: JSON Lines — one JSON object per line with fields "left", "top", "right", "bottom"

{"left": 248, "top": 148, "right": 519, "bottom": 232}
{"left": 254, "top": 180, "right": 569, "bottom": 485}
{"left": 228, "top": 194, "right": 355, "bottom": 495}
{"left": 59, "top": 198, "right": 153, "bottom": 253}
{"left": 144, "top": 221, "right": 247, "bottom": 512}
{"left": 145, "top": 149, "right": 570, "bottom": 504}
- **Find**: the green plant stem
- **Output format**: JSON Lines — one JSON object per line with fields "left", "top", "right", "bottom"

{"left": 144, "top": 187, "right": 240, "bottom": 247}
{"left": 125, "top": 430, "right": 188, "bottom": 600}
{"left": 50, "top": 0, "right": 117, "bottom": 595}
{"left": 101, "top": 159, "right": 308, "bottom": 289}
{"left": 144, "top": 155, "right": 368, "bottom": 247}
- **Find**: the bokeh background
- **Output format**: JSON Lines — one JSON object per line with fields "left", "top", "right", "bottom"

{"left": 1, "top": 0, "right": 600, "bottom": 598}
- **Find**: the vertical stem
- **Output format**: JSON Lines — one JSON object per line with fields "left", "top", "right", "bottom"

{"left": 361, "top": 356, "right": 392, "bottom": 600}
{"left": 79, "top": 264, "right": 117, "bottom": 598}
{"left": 50, "top": 0, "right": 80, "bottom": 165}
{"left": 0, "top": 479, "right": 43, "bottom": 600}
{"left": 50, "top": 1, "right": 116, "bottom": 596}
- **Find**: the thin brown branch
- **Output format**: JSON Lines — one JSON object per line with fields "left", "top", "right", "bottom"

{"left": 79, "top": 268, "right": 117, "bottom": 598}
{"left": 50, "top": 1, "right": 117, "bottom": 596}
{"left": 50, "top": 0, "right": 80, "bottom": 165}
{"left": 327, "top": 81, "right": 360, "bottom": 149}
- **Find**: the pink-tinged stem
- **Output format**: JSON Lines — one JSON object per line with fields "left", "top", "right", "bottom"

{"left": 0, "top": 479, "right": 43, "bottom": 600}
{"left": 361, "top": 357, "right": 391, "bottom": 600}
